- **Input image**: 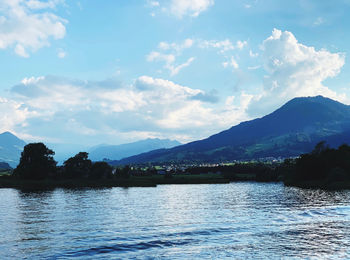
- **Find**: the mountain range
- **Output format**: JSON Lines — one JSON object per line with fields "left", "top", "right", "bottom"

{"left": 88, "top": 138, "right": 181, "bottom": 161}
{"left": 0, "top": 132, "right": 181, "bottom": 166}
{"left": 2, "top": 95, "right": 350, "bottom": 167}
{"left": 113, "top": 96, "right": 350, "bottom": 165}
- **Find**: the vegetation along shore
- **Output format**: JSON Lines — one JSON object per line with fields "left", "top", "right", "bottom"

{"left": 1, "top": 141, "right": 350, "bottom": 190}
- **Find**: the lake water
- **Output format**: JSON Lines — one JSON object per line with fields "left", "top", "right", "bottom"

{"left": 1, "top": 182, "right": 350, "bottom": 259}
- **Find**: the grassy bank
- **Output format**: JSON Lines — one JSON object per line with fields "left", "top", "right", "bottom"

{"left": 0, "top": 173, "right": 230, "bottom": 189}
{"left": 0, "top": 170, "right": 12, "bottom": 176}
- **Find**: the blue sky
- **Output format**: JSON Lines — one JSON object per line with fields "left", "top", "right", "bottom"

{"left": 1, "top": 0, "right": 350, "bottom": 147}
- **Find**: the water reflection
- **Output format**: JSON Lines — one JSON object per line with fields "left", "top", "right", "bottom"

{"left": 2, "top": 190, "right": 55, "bottom": 258}
{"left": 0, "top": 183, "right": 349, "bottom": 259}
{"left": 282, "top": 186, "right": 350, "bottom": 208}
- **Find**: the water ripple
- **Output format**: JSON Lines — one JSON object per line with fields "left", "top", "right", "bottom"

{"left": 0, "top": 183, "right": 350, "bottom": 259}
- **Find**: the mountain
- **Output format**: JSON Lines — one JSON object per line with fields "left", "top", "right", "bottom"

{"left": 0, "top": 162, "right": 11, "bottom": 170}
{"left": 115, "top": 96, "right": 350, "bottom": 165}
{"left": 88, "top": 138, "right": 181, "bottom": 161}
{"left": 0, "top": 132, "right": 26, "bottom": 167}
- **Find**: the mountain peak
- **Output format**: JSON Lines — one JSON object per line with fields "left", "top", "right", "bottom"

{"left": 0, "top": 131, "right": 26, "bottom": 144}
{"left": 0, "top": 131, "right": 26, "bottom": 167}
{"left": 275, "top": 95, "right": 350, "bottom": 121}
{"left": 116, "top": 96, "right": 350, "bottom": 164}
{"left": 284, "top": 95, "right": 347, "bottom": 108}
{"left": 1, "top": 131, "right": 17, "bottom": 137}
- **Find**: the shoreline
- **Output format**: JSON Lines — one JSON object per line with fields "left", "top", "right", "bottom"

{"left": 2, "top": 174, "right": 350, "bottom": 190}
{"left": 0, "top": 174, "right": 230, "bottom": 189}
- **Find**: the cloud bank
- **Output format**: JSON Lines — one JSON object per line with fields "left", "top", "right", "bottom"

{"left": 248, "top": 28, "right": 346, "bottom": 115}
{"left": 0, "top": 0, "right": 66, "bottom": 57}
{"left": 7, "top": 75, "right": 250, "bottom": 144}
{"left": 0, "top": 29, "right": 346, "bottom": 146}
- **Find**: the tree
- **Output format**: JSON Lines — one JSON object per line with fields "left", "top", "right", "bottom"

{"left": 115, "top": 165, "right": 131, "bottom": 178}
{"left": 312, "top": 141, "right": 329, "bottom": 155}
{"left": 63, "top": 152, "right": 92, "bottom": 178}
{"left": 14, "top": 143, "right": 57, "bottom": 180}
{"left": 164, "top": 171, "right": 173, "bottom": 179}
{"left": 146, "top": 167, "right": 157, "bottom": 176}
{"left": 90, "top": 162, "right": 113, "bottom": 179}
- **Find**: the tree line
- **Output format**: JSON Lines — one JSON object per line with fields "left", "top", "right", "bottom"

{"left": 12, "top": 141, "right": 350, "bottom": 186}
{"left": 286, "top": 141, "right": 350, "bottom": 183}
{"left": 184, "top": 141, "right": 350, "bottom": 184}
{"left": 13, "top": 143, "right": 133, "bottom": 180}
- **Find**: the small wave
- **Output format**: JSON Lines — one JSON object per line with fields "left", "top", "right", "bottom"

{"left": 301, "top": 207, "right": 350, "bottom": 218}
{"left": 162, "top": 227, "right": 231, "bottom": 238}
{"left": 299, "top": 211, "right": 312, "bottom": 217}
{"left": 58, "top": 238, "right": 197, "bottom": 258}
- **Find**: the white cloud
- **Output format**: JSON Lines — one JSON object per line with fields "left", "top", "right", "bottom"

{"left": 8, "top": 75, "right": 250, "bottom": 144}
{"left": 199, "top": 39, "right": 235, "bottom": 53}
{"left": 15, "top": 43, "right": 29, "bottom": 57}
{"left": 21, "top": 75, "right": 44, "bottom": 85}
{"left": 137, "top": 76, "right": 249, "bottom": 131}
{"left": 147, "top": 51, "right": 192, "bottom": 75}
{"left": 0, "top": 0, "right": 67, "bottom": 57}
{"left": 236, "top": 40, "right": 247, "bottom": 50}
{"left": 158, "top": 38, "right": 193, "bottom": 53}
{"left": 25, "top": 0, "right": 63, "bottom": 9}
{"left": 249, "top": 49, "right": 258, "bottom": 58}
{"left": 169, "top": 0, "right": 214, "bottom": 18}
{"left": 147, "top": 51, "right": 175, "bottom": 64}
{"left": 148, "top": 37, "right": 248, "bottom": 76}
{"left": 248, "top": 28, "right": 346, "bottom": 115}
{"left": 0, "top": 96, "right": 34, "bottom": 134}
{"left": 222, "top": 56, "right": 239, "bottom": 69}
{"left": 147, "top": 0, "right": 214, "bottom": 18}
{"left": 147, "top": 39, "right": 195, "bottom": 76}
{"left": 198, "top": 39, "right": 247, "bottom": 53}
{"left": 168, "top": 57, "right": 195, "bottom": 76}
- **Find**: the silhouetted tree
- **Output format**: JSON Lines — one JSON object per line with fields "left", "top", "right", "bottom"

{"left": 164, "top": 171, "right": 173, "bottom": 179}
{"left": 115, "top": 165, "right": 131, "bottom": 178}
{"left": 63, "top": 152, "right": 92, "bottom": 178}
{"left": 90, "top": 162, "right": 113, "bottom": 179}
{"left": 146, "top": 167, "right": 157, "bottom": 176}
{"left": 312, "top": 141, "right": 329, "bottom": 155}
{"left": 327, "top": 167, "right": 348, "bottom": 182}
{"left": 290, "top": 142, "right": 350, "bottom": 182}
{"left": 14, "top": 143, "right": 57, "bottom": 180}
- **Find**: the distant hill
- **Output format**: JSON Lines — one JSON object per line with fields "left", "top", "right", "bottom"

{"left": 115, "top": 96, "right": 350, "bottom": 164}
{"left": 89, "top": 138, "right": 181, "bottom": 161}
{"left": 0, "top": 132, "right": 26, "bottom": 167}
{"left": 0, "top": 162, "right": 11, "bottom": 170}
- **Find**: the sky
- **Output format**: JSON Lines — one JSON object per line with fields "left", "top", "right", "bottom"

{"left": 1, "top": 0, "right": 350, "bottom": 147}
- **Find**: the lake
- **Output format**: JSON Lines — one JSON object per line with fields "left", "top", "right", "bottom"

{"left": 1, "top": 182, "right": 350, "bottom": 259}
